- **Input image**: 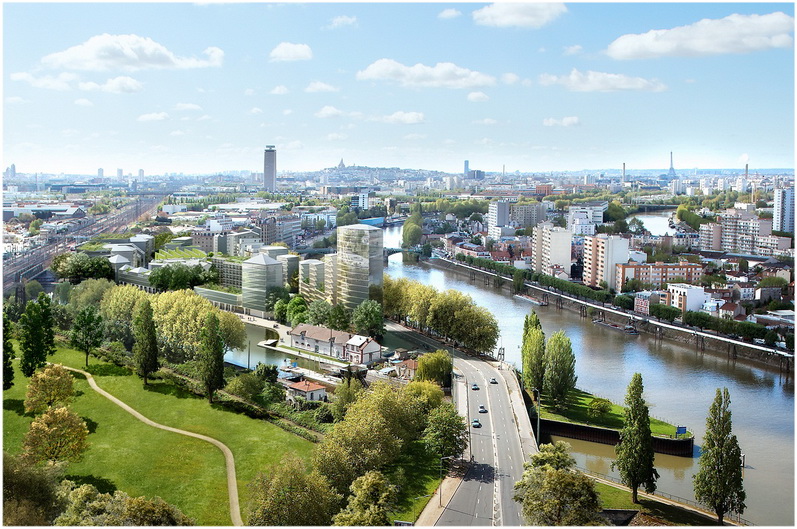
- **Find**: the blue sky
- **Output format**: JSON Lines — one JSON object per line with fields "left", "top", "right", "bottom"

{"left": 3, "top": 2, "right": 794, "bottom": 176}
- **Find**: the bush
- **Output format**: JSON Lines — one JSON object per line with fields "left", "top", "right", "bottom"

{"left": 224, "top": 373, "right": 264, "bottom": 402}
{"left": 587, "top": 398, "right": 612, "bottom": 418}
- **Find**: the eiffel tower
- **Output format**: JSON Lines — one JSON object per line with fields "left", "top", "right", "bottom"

{"left": 668, "top": 151, "right": 677, "bottom": 178}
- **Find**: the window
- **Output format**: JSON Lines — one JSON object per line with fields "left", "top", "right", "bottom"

{"left": 314, "top": 345, "right": 319, "bottom": 353}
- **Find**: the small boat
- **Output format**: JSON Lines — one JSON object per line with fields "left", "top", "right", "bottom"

{"left": 624, "top": 325, "right": 640, "bottom": 335}
{"left": 514, "top": 294, "right": 549, "bottom": 306}
{"left": 593, "top": 319, "right": 638, "bottom": 335}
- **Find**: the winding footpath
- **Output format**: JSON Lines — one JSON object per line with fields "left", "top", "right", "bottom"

{"left": 61, "top": 365, "right": 243, "bottom": 526}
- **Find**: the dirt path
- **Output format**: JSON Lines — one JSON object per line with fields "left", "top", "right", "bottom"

{"left": 62, "top": 365, "right": 243, "bottom": 526}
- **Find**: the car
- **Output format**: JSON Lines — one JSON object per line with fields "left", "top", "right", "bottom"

{"left": 489, "top": 378, "right": 498, "bottom": 384}
{"left": 471, "top": 419, "right": 482, "bottom": 428}
{"left": 471, "top": 383, "right": 479, "bottom": 390}
{"left": 478, "top": 405, "right": 487, "bottom": 413}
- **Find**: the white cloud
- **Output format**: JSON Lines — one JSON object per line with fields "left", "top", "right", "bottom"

{"left": 41, "top": 34, "right": 223, "bottom": 71}
{"left": 476, "top": 137, "right": 495, "bottom": 145}
{"left": 137, "top": 112, "right": 169, "bottom": 121}
{"left": 607, "top": 12, "right": 794, "bottom": 59}
{"left": 438, "top": 8, "right": 462, "bottom": 19}
{"left": 282, "top": 140, "right": 304, "bottom": 150}
{"left": 472, "top": 118, "right": 497, "bottom": 125}
{"left": 378, "top": 111, "right": 425, "bottom": 124}
{"left": 543, "top": 116, "right": 580, "bottom": 127}
{"left": 78, "top": 76, "right": 143, "bottom": 93}
{"left": 269, "top": 42, "right": 312, "bottom": 62}
{"left": 315, "top": 105, "right": 344, "bottom": 118}
{"left": 250, "top": 107, "right": 263, "bottom": 114}
{"left": 538, "top": 68, "right": 667, "bottom": 92}
{"left": 197, "top": 115, "right": 211, "bottom": 121}
{"left": 10, "top": 72, "right": 78, "bottom": 90}
{"left": 170, "top": 130, "right": 185, "bottom": 136}
{"left": 563, "top": 45, "right": 583, "bottom": 55}
{"left": 175, "top": 102, "right": 202, "bottom": 111}
{"left": 357, "top": 58, "right": 495, "bottom": 89}
{"left": 327, "top": 133, "right": 348, "bottom": 141}
{"left": 7, "top": 96, "right": 30, "bottom": 104}
{"left": 244, "top": 88, "right": 255, "bottom": 96}
{"left": 282, "top": 109, "right": 293, "bottom": 116}
{"left": 467, "top": 91, "right": 489, "bottom": 102}
{"left": 270, "top": 85, "right": 289, "bottom": 95}
{"left": 326, "top": 15, "right": 357, "bottom": 29}
{"left": 404, "top": 133, "right": 427, "bottom": 140}
{"left": 473, "top": 3, "right": 567, "bottom": 28}
{"left": 61, "top": 129, "right": 80, "bottom": 138}
{"left": 74, "top": 98, "right": 93, "bottom": 107}
{"left": 305, "top": 81, "right": 339, "bottom": 93}
{"left": 501, "top": 73, "right": 520, "bottom": 85}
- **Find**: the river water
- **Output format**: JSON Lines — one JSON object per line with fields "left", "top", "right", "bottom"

{"left": 381, "top": 221, "right": 793, "bottom": 526}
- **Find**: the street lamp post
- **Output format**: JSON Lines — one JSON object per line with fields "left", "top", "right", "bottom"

{"left": 439, "top": 455, "right": 456, "bottom": 506}
{"left": 532, "top": 387, "right": 541, "bottom": 446}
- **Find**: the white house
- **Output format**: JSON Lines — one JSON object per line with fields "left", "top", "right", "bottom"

{"left": 290, "top": 323, "right": 381, "bottom": 365}
{"left": 287, "top": 379, "right": 327, "bottom": 402}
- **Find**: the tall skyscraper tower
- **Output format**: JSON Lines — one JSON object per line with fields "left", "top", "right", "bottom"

{"left": 464, "top": 160, "right": 469, "bottom": 177}
{"left": 774, "top": 187, "right": 795, "bottom": 233}
{"left": 264, "top": 145, "right": 276, "bottom": 192}
{"left": 668, "top": 152, "right": 677, "bottom": 178}
{"left": 334, "top": 224, "right": 384, "bottom": 312}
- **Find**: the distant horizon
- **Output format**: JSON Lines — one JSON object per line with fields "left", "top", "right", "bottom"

{"left": 4, "top": 3, "right": 793, "bottom": 175}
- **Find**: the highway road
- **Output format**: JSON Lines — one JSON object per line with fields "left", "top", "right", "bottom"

{"left": 382, "top": 321, "right": 527, "bottom": 526}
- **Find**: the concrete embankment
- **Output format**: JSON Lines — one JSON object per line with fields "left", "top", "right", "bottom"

{"left": 423, "top": 257, "right": 792, "bottom": 371}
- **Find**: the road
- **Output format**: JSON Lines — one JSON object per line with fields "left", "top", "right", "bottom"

{"left": 383, "top": 321, "right": 527, "bottom": 526}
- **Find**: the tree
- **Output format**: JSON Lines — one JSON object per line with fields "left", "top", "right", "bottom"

{"left": 285, "top": 296, "right": 307, "bottom": 325}
{"left": 24, "top": 364, "right": 74, "bottom": 414}
{"left": 3, "top": 451, "right": 66, "bottom": 526}
{"left": 99, "top": 285, "right": 148, "bottom": 350}
{"left": 24, "top": 280, "right": 44, "bottom": 300}
{"left": 333, "top": 471, "right": 397, "bottom": 526}
{"left": 422, "top": 402, "right": 468, "bottom": 458}
{"left": 68, "top": 278, "right": 115, "bottom": 313}
{"left": 402, "top": 223, "right": 422, "bottom": 248}
{"left": 306, "top": 299, "right": 332, "bottom": 326}
{"left": 352, "top": 299, "right": 384, "bottom": 338}
{"left": 649, "top": 303, "right": 681, "bottom": 323}
{"left": 246, "top": 455, "right": 341, "bottom": 526}
{"left": 196, "top": 312, "right": 225, "bottom": 403}
{"left": 225, "top": 373, "right": 264, "bottom": 402}
{"left": 273, "top": 299, "right": 288, "bottom": 324}
{"left": 415, "top": 349, "right": 452, "bottom": 386}
{"left": 22, "top": 406, "right": 89, "bottom": 463}
{"left": 328, "top": 304, "right": 351, "bottom": 331}
{"left": 693, "top": 388, "right": 746, "bottom": 525}
{"left": 543, "top": 331, "right": 577, "bottom": 411}
{"left": 514, "top": 443, "right": 602, "bottom": 525}
{"left": 331, "top": 377, "right": 365, "bottom": 421}
{"left": 254, "top": 363, "right": 278, "bottom": 384}
{"left": 3, "top": 313, "right": 15, "bottom": 390}
{"left": 613, "top": 373, "right": 658, "bottom": 503}
{"left": 70, "top": 305, "right": 104, "bottom": 367}
{"left": 132, "top": 299, "right": 159, "bottom": 385}
{"left": 522, "top": 327, "right": 546, "bottom": 395}
{"left": 18, "top": 293, "right": 57, "bottom": 377}
{"left": 55, "top": 483, "right": 193, "bottom": 526}
{"left": 404, "top": 380, "right": 445, "bottom": 412}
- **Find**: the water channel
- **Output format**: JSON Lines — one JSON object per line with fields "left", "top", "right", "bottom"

{"left": 225, "top": 213, "right": 793, "bottom": 525}
{"left": 382, "top": 219, "right": 793, "bottom": 526}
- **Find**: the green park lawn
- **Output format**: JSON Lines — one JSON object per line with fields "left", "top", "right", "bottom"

{"left": 386, "top": 441, "right": 443, "bottom": 523}
{"left": 3, "top": 343, "right": 314, "bottom": 526}
{"left": 594, "top": 482, "right": 716, "bottom": 525}
{"left": 538, "top": 389, "right": 690, "bottom": 438}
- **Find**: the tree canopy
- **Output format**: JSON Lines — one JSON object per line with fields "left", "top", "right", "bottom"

{"left": 22, "top": 406, "right": 89, "bottom": 464}
{"left": 70, "top": 305, "right": 104, "bottom": 367}
{"left": 543, "top": 331, "right": 577, "bottom": 411}
{"left": 24, "top": 364, "right": 74, "bottom": 415}
{"left": 18, "top": 293, "right": 57, "bottom": 377}
{"left": 613, "top": 373, "right": 658, "bottom": 503}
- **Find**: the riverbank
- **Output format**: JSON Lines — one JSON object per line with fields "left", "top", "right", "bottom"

{"left": 424, "top": 256, "right": 792, "bottom": 372}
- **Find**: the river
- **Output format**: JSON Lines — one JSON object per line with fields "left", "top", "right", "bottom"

{"left": 381, "top": 221, "right": 793, "bottom": 526}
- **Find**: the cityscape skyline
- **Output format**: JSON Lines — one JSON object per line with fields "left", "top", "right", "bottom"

{"left": 4, "top": 2, "right": 795, "bottom": 175}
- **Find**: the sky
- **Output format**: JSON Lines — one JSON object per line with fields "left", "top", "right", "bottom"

{"left": 3, "top": 2, "right": 795, "bottom": 176}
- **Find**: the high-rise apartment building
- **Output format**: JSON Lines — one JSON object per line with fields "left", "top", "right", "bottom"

{"left": 510, "top": 202, "right": 547, "bottom": 229}
{"left": 264, "top": 145, "right": 276, "bottom": 192}
{"left": 333, "top": 224, "right": 384, "bottom": 312}
{"left": 773, "top": 187, "right": 795, "bottom": 233}
{"left": 464, "top": 160, "right": 469, "bottom": 177}
{"left": 486, "top": 201, "right": 510, "bottom": 231}
{"left": 98, "top": 168, "right": 104, "bottom": 178}
{"left": 616, "top": 261, "right": 702, "bottom": 290}
{"left": 582, "top": 234, "right": 629, "bottom": 291}
{"left": 531, "top": 221, "right": 572, "bottom": 278}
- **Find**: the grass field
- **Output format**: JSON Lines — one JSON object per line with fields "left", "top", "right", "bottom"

{"left": 594, "top": 482, "right": 716, "bottom": 525}
{"left": 3, "top": 343, "right": 314, "bottom": 525}
{"left": 538, "top": 388, "right": 690, "bottom": 438}
{"left": 386, "top": 441, "right": 442, "bottom": 523}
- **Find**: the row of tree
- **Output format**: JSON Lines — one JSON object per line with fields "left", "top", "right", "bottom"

{"left": 519, "top": 311, "right": 577, "bottom": 411}
{"left": 272, "top": 295, "right": 386, "bottom": 339}
{"left": 383, "top": 275, "right": 500, "bottom": 355}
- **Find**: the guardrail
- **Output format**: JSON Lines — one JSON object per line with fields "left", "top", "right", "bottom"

{"left": 577, "top": 466, "right": 752, "bottom": 525}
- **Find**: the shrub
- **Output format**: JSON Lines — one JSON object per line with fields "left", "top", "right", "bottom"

{"left": 224, "top": 373, "right": 264, "bottom": 402}
{"left": 587, "top": 398, "right": 612, "bottom": 418}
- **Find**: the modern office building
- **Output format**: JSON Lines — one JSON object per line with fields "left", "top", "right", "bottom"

{"left": 334, "top": 224, "right": 384, "bottom": 312}
{"left": 567, "top": 201, "right": 607, "bottom": 230}
{"left": 264, "top": 145, "right": 276, "bottom": 192}
{"left": 774, "top": 187, "right": 795, "bottom": 233}
{"left": 582, "top": 234, "right": 629, "bottom": 291}
{"left": 241, "top": 253, "right": 284, "bottom": 315}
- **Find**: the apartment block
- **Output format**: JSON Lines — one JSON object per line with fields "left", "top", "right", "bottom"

{"left": 582, "top": 234, "right": 629, "bottom": 291}
{"left": 616, "top": 261, "right": 702, "bottom": 290}
{"left": 531, "top": 221, "right": 573, "bottom": 278}
{"left": 487, "top": 201, "right": 510, "bottom": 231}
{"left": 510, "top": 202, "right": 547, "bottom": 228}
{"left": 567, "top": 201, "right": 608, "bottom": 229}
{"left": 667, "top": 283, "right": 709, "bottom": 313}
{"left": 774, "top": 187, "right": 795, "bottom": 233}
